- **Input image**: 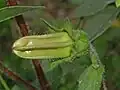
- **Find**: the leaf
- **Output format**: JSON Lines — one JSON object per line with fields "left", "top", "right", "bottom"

{"left": 69, "top": 0, "right": 115, "bottom": 18}
{"left": 46, "top": 66, "right": 63, "bottom": 90}
{"left": 93, "top": 27, "right": 120, "bottom": 58}
{"left": 69, "top": 0, "right": 84, "bottom": 5}
{"left": 0, "top": 6, "right": 45, "bottom": 23}
{"left": 84, "top": 6, "right": 119, "bottom": 40}
{"left": 12, "top": 85, "right": 26, "bottom": 90}
{"left": 115, "top": 0, "right": 120, "bottom": 7}
{"left": 77, "top": 65, "right": 104, "bottom": 90}
{"left": 41, "top": 55, "right": 91, "bottom": 89}
{"left": 0, "top": 0, "right": 6, "bottom": 8}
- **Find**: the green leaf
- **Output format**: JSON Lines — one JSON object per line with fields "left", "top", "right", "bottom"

{"left": 116, "top": 0, "right": 120, "bottom": 7}
{"left": 69, "top": 0, "right": 114, "bottom": 18}
{"left": 93, "top": 27, "right": 120, "bottom": 58}
{"left": 45, "top": 56, "right": 91, "bottom": 89}
{"left": 46, "top": 66, "right": 63, "bottom": 90}
{"left": 69, "top": 0, "right": 84, "bottom": 5}
{"left": 0, "top": 74, "right": 10, "bottom": 90}
{"left": 77, "top": 65, "right": 104, "bottom": 90}
{"left": 0, "top": 0, "right": 6, "bottom": 8}
{"left": 12, "top": 85, "right": 26, "bottom": 90}
{"left": 0, "top": 6, "right": 45, "bottom": 23}
{"left": 84, "top": 6, "right": 119, "bottom": 40}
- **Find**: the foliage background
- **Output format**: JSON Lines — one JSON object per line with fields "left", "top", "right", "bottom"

{"left": 0, "top": 0, "right": 120, "bottom": 90}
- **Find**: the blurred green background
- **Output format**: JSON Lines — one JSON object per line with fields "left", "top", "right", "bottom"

{"left": 0, "top": 0, "right": 120, "bottom": 90}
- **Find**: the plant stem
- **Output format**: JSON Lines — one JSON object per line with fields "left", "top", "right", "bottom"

{"left": 0, "top": 61, "right": 37, "bottom": 90}
{"left": 0, "top": 73, "right": 10, "bottom": 90}
{"left": 32, "top": 60, "right": 51, "bottom": 90}
{"left": 7, "top": 0, "right": 51, "bottom": 90}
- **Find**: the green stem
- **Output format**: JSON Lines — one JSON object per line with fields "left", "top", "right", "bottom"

{"left": 0, "top": 74, "right": 10, "bottom": 90}
{"left": 40, "top": 18, "right": 62, "bottom": 31}
{"left": 89, "top": 43, "right": 102, "bottom": 69}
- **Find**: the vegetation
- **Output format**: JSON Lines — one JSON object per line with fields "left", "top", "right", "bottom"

{"left": 0, "top": 0, "right": 120, "bottom": 90}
